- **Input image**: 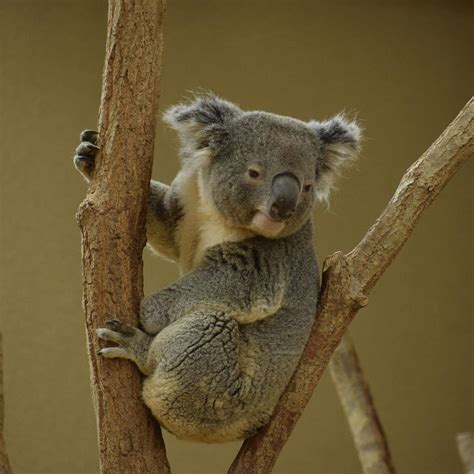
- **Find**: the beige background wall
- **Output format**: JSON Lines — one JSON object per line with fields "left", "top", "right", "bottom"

{"left": 1, "top": 1, "right": 472, "bottom": 473}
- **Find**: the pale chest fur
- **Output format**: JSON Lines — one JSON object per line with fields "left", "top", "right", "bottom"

{"left": 174, "top": 169, "right": 253, "bottom": 274}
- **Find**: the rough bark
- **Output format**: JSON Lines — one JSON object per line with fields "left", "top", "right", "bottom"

{"left": 457, "top": 432, "right": 474, "bottom": 474}
{"left": 229, "top": 99, "right": 473, "bottom": 474}
{"left": 330, "top": 334, "right": 395, "bottom": 474}
{"left": 76, "top": 1, "right": 169, "bottom": 473}
{"left": 0, "top": 334, "right": 12, "bottom": 474}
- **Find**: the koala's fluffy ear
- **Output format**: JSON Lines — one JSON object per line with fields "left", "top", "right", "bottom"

{"left": 164, "top": 94, "right": 242, "bottom": 162}
{"left": 308, "top": 115, "right": 361, "bottom": 202}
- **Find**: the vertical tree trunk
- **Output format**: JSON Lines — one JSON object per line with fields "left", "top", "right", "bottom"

{"left": 76, "top": 1, "right": 169, "bottom": 472}
{"left": 329, "top": 334, "right": 395, "bottom": 474}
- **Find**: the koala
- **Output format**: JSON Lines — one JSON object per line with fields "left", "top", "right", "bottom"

{"left": 74, "top": 94, "right": 360, "bottom": 443}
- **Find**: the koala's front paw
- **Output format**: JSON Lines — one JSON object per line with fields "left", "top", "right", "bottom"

{"left": 96, "top": 319, "right": 154, "bottom": 375}
{"left": 74, "top": 130, "right": 99, "bottom": 181}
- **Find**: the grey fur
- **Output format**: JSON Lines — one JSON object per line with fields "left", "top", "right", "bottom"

{"left": 75, "top": 94, "right": 361, "bottom": 442}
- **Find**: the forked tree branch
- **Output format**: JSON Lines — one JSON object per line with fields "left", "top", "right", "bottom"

{"left": 76, "top": 1, "right": 169, "bottom": 472}
{"left": 330, "top": 334, "right": 395, "bottom": 474}
{"left": 229, "top": 98, "right": 473, "bottom": 473}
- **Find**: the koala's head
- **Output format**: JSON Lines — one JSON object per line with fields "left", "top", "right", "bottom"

{"left": 164, "top": 94, "right": 361, "bottom": 239}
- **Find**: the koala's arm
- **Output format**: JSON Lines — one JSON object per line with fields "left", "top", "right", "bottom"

{"left": 73, "top": 130, "right": 181, "bottom": 261}
{"left": 140, "top": 240, "right": 286, "bottom": 334}
{"left": 146, "top": 181, "right": 181, "bottom": 261}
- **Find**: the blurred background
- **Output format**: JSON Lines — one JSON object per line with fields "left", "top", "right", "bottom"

{"left": 1, "top": 0, "right": 472, "bottom": 473}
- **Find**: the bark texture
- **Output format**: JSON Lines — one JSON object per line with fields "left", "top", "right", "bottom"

{"left": 330, "top": 334, "right": 395, "bottom": 474}
{"left": 229, "top": 99, "right": 473, "bottom": 474}
{"left": 0, "top": 334, "right": 12, "bottom": 474}
{"left": 457, "top": 432, "right": 474, "bottom": 474}
{"left": 76, "top": 1, "right": 169, "bottom": 473}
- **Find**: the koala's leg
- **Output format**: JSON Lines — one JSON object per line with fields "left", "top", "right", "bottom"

{"left": 96, "top": 319, "right": 155, "bottom": 376}
{"left": 138, "top": 291, "right": 175, "bottom": 335}
{"left": 141, "top": 310, "right": 266, "bottom": 442}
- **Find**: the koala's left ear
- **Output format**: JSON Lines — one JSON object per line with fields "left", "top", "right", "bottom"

{"left": 307, "top": 115, "right": 361, "bottom": 201}
{"left": 164, "top": 94, "right": 242, "bottom": 162}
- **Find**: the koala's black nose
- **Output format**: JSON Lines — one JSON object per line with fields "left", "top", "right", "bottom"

{"left": 269, "top": 173, "right": 300, "bottom": 220}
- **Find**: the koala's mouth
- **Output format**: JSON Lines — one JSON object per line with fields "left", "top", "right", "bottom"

{"left": 249, "top": 211, "right": 286, "bottom": 238}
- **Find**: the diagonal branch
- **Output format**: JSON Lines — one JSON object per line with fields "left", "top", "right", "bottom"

{"left": 229, "top": 98, "right": 473, "bottom": 473}
{"left": 330, "top": 334, "right": 395, "bottom": 474}
{"left": 346, "top": 98, "right": 473, "bottom": 294}
{"left": 76, "top": 1, "right": 169, "bottom": 472}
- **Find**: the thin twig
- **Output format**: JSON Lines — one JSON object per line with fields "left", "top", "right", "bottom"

{"left": 330, "top": 334, "right": 395, "bottom": 474}
{"left": 457, "top": 432, "right": 474, "bottom": 474}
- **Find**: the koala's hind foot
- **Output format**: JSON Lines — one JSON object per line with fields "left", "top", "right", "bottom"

{"left": 96, "top": 319, "right": 155, "bottom": 376}
{"left": 74, "top": 130, "right": 99, "bottom": 180}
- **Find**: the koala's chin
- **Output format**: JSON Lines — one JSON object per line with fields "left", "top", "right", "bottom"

{"left": 249, "top": 211, "right": 286, "bottom": 239}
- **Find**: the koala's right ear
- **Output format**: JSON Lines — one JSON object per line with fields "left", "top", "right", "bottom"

{"left": 163, "top": 94, "right": 242, "bottom": 161}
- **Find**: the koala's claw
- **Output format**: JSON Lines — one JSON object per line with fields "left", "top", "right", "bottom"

{"left": 75, "top": 141, "right": 99, "bottom": 158}
{"left": 96, "top": 319, "right": 137, "bottom": 348}
{"left": 106, "top": 318, "right": 120, "bottom": 326}
{"left": 74, "top": 130, "right": 100, "bottom": 179}
{"left": 96, "top": 327, "right": 126, "bottom": 344}
{"left": 105, "top": 319, "right": 135, "bottom": 335}
{"left": 74, "top": 155, "right": 95, "bottom": 165}
{"left": 80, "top": 129, "right": 98, "bottom": 144}
{"left": 97, "top": 347, "right": 129, "bottom": 359}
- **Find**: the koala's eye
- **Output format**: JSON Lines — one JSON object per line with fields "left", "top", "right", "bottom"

{"left": 303, "top": 184, "right": 313, "bottom": 192}
{"left": 247, "top": 168, "right": 261, "bottom": 179}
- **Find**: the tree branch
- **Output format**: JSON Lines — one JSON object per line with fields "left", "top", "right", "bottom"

{"left": 229, "top": 99, "right": 473, "bottom": 474}
{"left": 0, "top": 334, "right": 12, "bottom": 474}
{"left": 456, "top": 432, "right": 474, "bottom": 474}
{"left": 76, "top": 1, "right": 169, "bottom": 472}
{"left": 347, "top": 99, "right": 473, "bottom": 294}
{"left": 329, "top": 334, "right": 395, "bottom": 474}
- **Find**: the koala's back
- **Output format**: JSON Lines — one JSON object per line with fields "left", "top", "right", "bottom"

{"left": 142, "top": 224, "right": 319, "bottom": 442}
